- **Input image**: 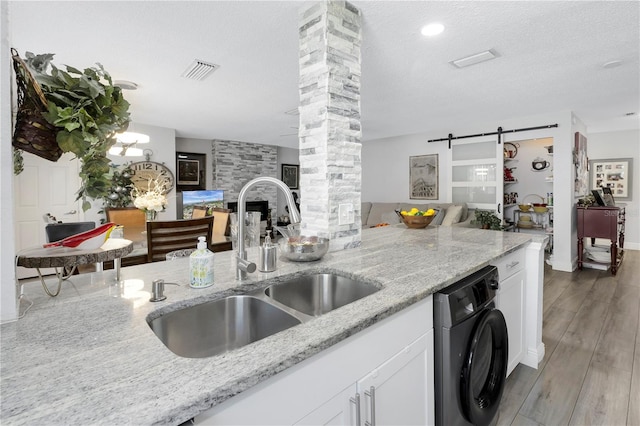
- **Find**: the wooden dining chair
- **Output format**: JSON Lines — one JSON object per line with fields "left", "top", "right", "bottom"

{"left": 105, "top": 207, "right": 146, "bottom": 244}
{"left": 211, "top": 207, "right": 232, "bottom": 237}
{"left": 146, "top": 216, "right": 214, "bottom": 262}
{"left": 191, "top": 205, "right": 209, "bottom": 219}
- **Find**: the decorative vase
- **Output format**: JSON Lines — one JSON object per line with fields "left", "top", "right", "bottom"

{"left": 145, "top": 210, "right": 157, "bottom": 222}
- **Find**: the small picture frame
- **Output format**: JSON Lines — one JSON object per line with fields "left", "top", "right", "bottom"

{"left": 281, "top": 164, "right": 299, "bottom": 189}
{"left": 176, "top": 152, "right": 206, "bottom": 191}
{"left": 177, "top": 159, "right": 200, "bottom": 185}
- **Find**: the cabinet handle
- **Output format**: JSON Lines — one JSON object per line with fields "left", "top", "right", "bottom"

{"left": 350, "top": 393, "right": 361, "bottom": 426}
{"left": 364, "top": 386, "right": 376, "bottom": 426}
{"left": 507, "top": 260, "right": 520, "bottom": 269}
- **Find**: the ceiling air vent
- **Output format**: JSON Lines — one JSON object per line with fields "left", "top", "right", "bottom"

{"left": 181, "top": 59, "right": 219, "bottom": 81}
{"left": 450, "top": 49, "right": 499, "bottom": 69}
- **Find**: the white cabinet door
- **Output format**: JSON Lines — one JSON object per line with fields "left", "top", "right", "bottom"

{"left": 295, "top": 332, "right": 435, "bottom": 426}
{"left": 497, "top": 269, "right": 525, "bottom": 376}
{"left": 294, "top": 386, "right": 354, "bottom": 426}
{"left": 356, "top": 332, "right": 434, "bottom": 426}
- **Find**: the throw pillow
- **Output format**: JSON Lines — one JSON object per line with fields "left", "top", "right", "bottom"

{"left": 367, "top": 203, "right": 400, "bottom": 226}
{"left": 457, "top": 203, "right": 469, "bottom": 222}
{"left": 442, "top": 205, "right": 464, "bottom": 226}
{"left": 431, "top": 208, "right": 446, "bottom": 226}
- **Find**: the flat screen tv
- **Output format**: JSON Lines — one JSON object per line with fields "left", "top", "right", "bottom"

{"left": 179, "top": 190, "right": 224, "bottom": 219}
{"left": 227, "top": 200, "right": 269, "bottom": 221}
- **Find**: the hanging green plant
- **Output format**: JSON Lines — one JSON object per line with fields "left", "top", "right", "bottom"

{"left": 14, "top": 50, "right": 131, "bottom": 211}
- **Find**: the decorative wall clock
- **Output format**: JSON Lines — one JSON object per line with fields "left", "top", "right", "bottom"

{"left": 129, "top": 161, "right": 174, "bottom": 194}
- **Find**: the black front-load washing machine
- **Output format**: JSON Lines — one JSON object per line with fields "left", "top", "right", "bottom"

{"left": 434, "top": 265, "right": 508, "bottom": 426}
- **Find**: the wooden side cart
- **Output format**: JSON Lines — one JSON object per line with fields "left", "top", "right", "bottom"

{"left": 577, "top": 206, "right": 625, "bottom": 275}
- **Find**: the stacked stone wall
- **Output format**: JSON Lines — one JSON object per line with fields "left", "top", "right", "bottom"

{"left": 298, "top": 0, "right": 362, "bottom": 250}
{"left": 212, "top": 139, "right": 278, "bottom": 213}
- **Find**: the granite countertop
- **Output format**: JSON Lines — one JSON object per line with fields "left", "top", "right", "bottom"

{"left": 1, "top": 226, "right": 534, "bottom": 425}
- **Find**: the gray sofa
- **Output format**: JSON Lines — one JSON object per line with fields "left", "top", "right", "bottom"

{"left": 361, "top": 202, "right": 475, "bottom": 228}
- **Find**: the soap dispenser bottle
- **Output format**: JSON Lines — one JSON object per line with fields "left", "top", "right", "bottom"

{"left": 189, "top": 236, "right": 214, "bottom": 288}
{"left": 258, "top": 230, "right": 277, "bottom": 272}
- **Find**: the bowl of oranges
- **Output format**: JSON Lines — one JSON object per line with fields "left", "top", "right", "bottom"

{"left": 397, "top": 208, "right": 437, "bottom": 229}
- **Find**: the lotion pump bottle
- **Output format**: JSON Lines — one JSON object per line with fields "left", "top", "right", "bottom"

{"left": 189, "top": 236, "right": 214, "bottom": 288}
{"left": 259, "top": 230, "right": 277, "bottom": 272}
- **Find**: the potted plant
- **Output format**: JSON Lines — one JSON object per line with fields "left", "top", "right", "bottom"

{"left": 102, "top": 163, "right": 136, "bottom": 208}
{"left": 472, "top": 209, "right": 503, "bottom": 230}
{"left": 12, "top": 51, "right": 130, "bottom": 211}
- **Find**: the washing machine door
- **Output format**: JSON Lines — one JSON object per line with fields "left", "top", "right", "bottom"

{"left": 460, "top": 308, "right": 508, "bottom": 426}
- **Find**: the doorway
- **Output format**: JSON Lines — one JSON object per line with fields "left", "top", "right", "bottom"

{"left": 14, "top": 152, "right": 81, "bottom": 278}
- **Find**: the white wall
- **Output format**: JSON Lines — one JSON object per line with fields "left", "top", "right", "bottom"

{"left": 362, "top": 110, "right": 578, "bottom": 272}
{"left": 362, "top": 133, "right": 449, "bottom": 203}
{"left": 1, "top": 1, "right": 17, "bottom": 322}
{"left": 587, "top": 129, "right": 640, "bottom": 250}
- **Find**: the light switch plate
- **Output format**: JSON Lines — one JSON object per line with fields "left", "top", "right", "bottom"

{"left": 339, "top": 203, "right": 354, "bottom": 225}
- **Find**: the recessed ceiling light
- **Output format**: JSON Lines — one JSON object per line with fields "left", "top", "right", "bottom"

{"left": 421, "top": 23, "right": 444, "bottom": 37}
{"left": 450, "top": 49, "right": 499, "bottom": 68}
{"left": 114, "top": 80, "right": 138, "bottom": 90}
{"left": 602, "top": 60, "right": 623, "bottom": 69}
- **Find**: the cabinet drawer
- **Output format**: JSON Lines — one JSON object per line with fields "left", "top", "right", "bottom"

{"left": 491, "top": 249, "right": 525, "bottom": 281}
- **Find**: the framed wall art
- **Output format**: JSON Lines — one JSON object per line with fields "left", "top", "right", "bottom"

{"left": 574, "top": 132, "right": 589, "bottom": 197}
{"left": 589, "top": 157, "right": 633, "bottom": 201}
{"left": 410, "top": 154, "right": 438, "bottom": 200}
{"left": 176, "top": 152, "right": 206, "bottom": 191}
{"left": 281, "top": 164, "right": 299, "bottom": 189}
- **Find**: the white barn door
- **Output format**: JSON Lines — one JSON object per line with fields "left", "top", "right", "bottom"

{"left": 448, "top": 138, "right": 504, "bottom": 219}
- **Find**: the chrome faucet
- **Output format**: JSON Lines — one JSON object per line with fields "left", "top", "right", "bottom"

{"left": 236, "top": 177, "right": 301, "bottom": 279}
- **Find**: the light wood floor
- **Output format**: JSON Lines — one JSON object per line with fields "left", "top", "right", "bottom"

{"left": 498, "top": 250, "right": 640, "bottom": 426}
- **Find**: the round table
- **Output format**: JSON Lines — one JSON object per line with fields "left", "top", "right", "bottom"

{"left": 17, "top": 238, "right": 134, "bottom": 296}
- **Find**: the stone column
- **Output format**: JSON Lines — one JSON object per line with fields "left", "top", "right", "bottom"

{"left": 298, "top": 0, "right": 362, "bottom": 251}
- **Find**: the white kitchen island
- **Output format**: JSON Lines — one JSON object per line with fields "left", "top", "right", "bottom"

{"left": 1, "top": 225, "right": 546, "bottom": 425}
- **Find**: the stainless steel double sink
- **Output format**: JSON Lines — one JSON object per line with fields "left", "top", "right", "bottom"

{"left": 147, "top": 272, "right": 380, "bottom": 358}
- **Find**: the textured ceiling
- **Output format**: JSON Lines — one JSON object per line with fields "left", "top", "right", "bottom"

{"left": 8, "top": 1, "right": 640, "bottom": 149}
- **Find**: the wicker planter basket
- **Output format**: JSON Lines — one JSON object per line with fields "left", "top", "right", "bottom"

{"left": 11, "top": 49, "right": 62, "bottom": 162}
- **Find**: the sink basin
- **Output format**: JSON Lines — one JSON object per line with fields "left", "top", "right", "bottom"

{"left": 265, "top": 273, "right": 379, "bottom": 317}
{"left": 148, "top": 295, "right": 301, "bottom": 358}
